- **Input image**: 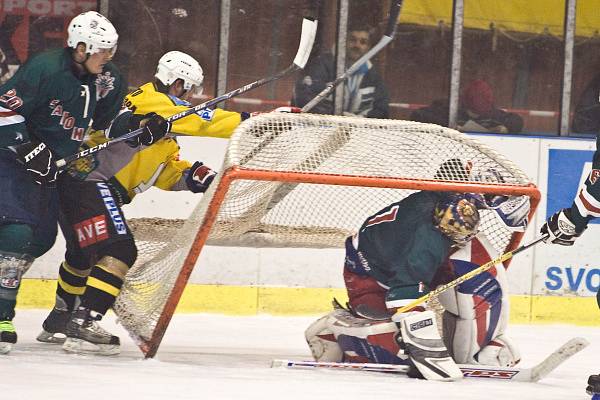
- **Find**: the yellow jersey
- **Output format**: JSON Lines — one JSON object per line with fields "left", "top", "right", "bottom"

{"left": 69, "top": 82, "right": 241, "bottom": 204}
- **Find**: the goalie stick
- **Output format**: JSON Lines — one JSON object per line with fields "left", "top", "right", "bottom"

{"left": 55, "top": 17, "right": 318, "bottom": 169}
{"left": 271, "top": 336, "right": 589, "bottom": 382}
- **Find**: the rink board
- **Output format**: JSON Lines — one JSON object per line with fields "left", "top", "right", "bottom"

{"left": 16, "top": 279, "right": 600, "bottom": 325}
{"left": 21, "top": 134, "right": 600, "bottom": 325}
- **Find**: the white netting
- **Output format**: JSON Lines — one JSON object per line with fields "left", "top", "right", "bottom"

{"left": 113, "top": 113, "right": 536, "bottom": 346}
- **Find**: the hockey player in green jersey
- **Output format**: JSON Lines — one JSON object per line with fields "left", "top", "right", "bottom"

{"left": 0, "top": 11, "right": 168, "bottom": 354}
{"left": 35, "top": 51, "right": 258, "bottom": 355}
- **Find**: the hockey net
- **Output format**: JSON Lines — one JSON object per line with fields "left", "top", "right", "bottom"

{"left": 113, "top": 113, "right": 540, "bottom": 357}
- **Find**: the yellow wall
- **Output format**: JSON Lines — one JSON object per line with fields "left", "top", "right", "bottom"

{"left": 18, "top": 279, "right": 600, "bottom": 325}
{"left": 402, "top": 0, "right": 599, "bottom": 37}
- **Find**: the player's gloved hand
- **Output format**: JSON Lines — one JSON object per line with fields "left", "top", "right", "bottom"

{"left": 9, "top": 139, "right": 59, "bottom": 186}
{"left": 587, "top": 374, "right": 600, "bottom": 395}
{"left": 185, "top": 161, "right": 217, "bottom": 193}
{"left": 271, "top": 106, "right": 302, "bottom": 113}
{"left": 240, "top": 111, "right": 262, "bottom": 121}
{"left": 540, "top": 208, "right": 583, "bottom": 246}
{"left": 139, "top": 112, "right": 170, "bottom": 146}
{"left": 127, "top": 112, "right": 171, "bottom": 147}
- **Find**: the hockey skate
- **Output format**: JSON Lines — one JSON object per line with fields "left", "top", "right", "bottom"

{"left": 37, "top": 308, "right": 71, "bottom": 344}
{"left": 62, "top": 308, "right": 120, "bottom": 356}
{"left": 0, "top": 320, "right": 17, "bottom": 354}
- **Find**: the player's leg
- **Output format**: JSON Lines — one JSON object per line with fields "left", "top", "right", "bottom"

{"left": 37, "top": 243, "right": 91, "bottom": 344}
{"left": 57, "top": 175, "right": 137, "bottom": 355}
{"left": 306, "top": 236, "right": 388, "bottom": 361}
{"left": 0, "top": 151, "right": 57, "bottom": 354}
{"left": 437, "top": 235, "right": 520, "bottom": 367}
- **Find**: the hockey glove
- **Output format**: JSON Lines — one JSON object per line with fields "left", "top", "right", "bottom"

{"left": 540, "top": 208, "right": 583, "bottom": 246}
{"left": 128, "top": 112, "right": 171, "bottom": 147}
{"left": 185, "top": 161, "right": 217, "bottom": 193}
{"left": 271, "top": 106, "right": 302, "bottom": 113}
{"left": 587, "top": 374, "right": 600, "bottom": 395}
{"left": 9, "top": 140, "right": 59, "bottom": 186}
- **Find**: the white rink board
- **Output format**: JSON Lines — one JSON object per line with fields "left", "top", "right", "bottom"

{"left": 32, "top": 133, "right": 600, "bottom": 298}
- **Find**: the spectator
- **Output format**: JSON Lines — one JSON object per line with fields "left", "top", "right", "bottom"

{"left": 410, "top": 79, "right": 524, "bottom": 133}
{"left": 292, "top": 26, "right": 389, "bottom": 118}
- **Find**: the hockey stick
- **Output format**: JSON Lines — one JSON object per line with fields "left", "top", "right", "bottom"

{"left": 271, "top": 336, "right": 589, "bottom": 382}
{"left": 238, "top": 1, "right": 403, "bottom": 207}
{"left": 301, "top": 0, "right": 403, "bottom": 112}
{"left": 55, "top": 17, "right": 318, "bottom": 169}
{"left": 393, "top": 234, "right": 547, "bottom": 316}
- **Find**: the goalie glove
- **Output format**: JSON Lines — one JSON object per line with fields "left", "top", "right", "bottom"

{"left": 185, "top": 161, "right": 217, "bottom": 193}
{"left": 540, "top": 208, "right": 584, "bottom": 246}
{"left": 487, "top": 195, "right": 530, "bottom": 232}
{"left": 9, "top": 140, "right": 59, "bottom": 186}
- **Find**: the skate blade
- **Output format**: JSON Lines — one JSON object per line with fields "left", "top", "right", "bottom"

{"left": 36, "top": 330, "right": 66, "bottom": 344}
{"left": 0, "top": 342, "right": 12, "bottom": 355}
{"left": 62, "top": 338, "right": 120, "bottom": 356}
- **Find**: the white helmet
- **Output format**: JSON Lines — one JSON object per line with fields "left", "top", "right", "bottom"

{"left": 67, "top": 11, "right": 118, "bottom": 55}
{"left": 155, "top": 51, "right": 204, "bottom": 92}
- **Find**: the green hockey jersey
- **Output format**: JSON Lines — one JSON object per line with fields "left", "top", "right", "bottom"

{"left": 0, "top": 48, "right": 126, "bottom": 157}
{"left": 356, "top": 191, "right": 454, "bottom": 305}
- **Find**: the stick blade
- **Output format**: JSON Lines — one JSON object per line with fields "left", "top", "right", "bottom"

{"left": 293, "top": 18, "right": 318, "bottom": 69}
{"left": 528, "top": 337, "right": 589, "bottom": 382}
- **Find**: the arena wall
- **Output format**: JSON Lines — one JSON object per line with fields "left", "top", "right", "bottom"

{"left": 18, "top": 133, "right": 600, "bottom": 325}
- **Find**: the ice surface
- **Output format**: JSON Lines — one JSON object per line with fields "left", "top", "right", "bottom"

{"left": 0, "top": 310, "right": 598, "bottom": 400}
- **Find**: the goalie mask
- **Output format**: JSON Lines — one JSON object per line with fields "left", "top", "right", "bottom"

{"left": 434, "top": 195, "right": 481, "bottom": 245}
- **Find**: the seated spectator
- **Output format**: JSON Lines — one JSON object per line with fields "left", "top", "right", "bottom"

{"left": 572, "top": 72, "right": 600, "bottom": 134}
{"left": 410, "top": 79, "right": 523, "bottom": 133}
{"left": 292, "top": 26, "right": 389, "bottom": 118}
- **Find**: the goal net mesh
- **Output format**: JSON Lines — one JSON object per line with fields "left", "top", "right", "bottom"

{"left": 113, "top": 113, "right": 538, "bottom": 351}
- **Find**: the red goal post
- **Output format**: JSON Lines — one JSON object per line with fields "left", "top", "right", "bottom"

{"left": 114, "top": 113, "right": 541, "bottom": 358}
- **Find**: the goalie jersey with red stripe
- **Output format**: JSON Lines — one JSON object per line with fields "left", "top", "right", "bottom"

{"left": 354, "top": 191, "right": 454, "bottom": 304}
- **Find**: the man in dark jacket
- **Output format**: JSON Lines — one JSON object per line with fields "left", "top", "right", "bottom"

{"left": 292, "top": 27, "right": 389, "bottom": 118}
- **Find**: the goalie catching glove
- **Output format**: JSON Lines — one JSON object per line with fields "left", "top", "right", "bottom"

{"left": 541, "top": 208, "right": 584, "bottom": 246}
{"left": 9, "top": 139, "right": 59, "bottom": 186}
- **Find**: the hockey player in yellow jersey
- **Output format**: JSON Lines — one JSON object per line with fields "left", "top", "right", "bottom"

{"left": 39, "top": 51, "right": 247, "bottom": 355}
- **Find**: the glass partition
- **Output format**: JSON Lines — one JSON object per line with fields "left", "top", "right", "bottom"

{"left": 108, "top": 0, "right": 220, "bottom": 96}
{"left": 570, "top": 0, "right": 600, "bottom": 137}
{"left": 2, "top": 0, "right": 600, "bottom": 137}
{"left": 0, "top": 0, "right": 96, "bottom": 84}
{"left": 226, "top": 0, "right": 332, "bottom": 114}
{"left": 457, "top": 1, "right": 566, "bottom": 135}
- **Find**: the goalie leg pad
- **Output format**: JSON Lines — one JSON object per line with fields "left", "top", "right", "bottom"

{"left": 437, "top": 236, "right": 514, "bottom": 364}
{"left": 398, "top": 310, "right": 463, "bottom": 381}
{"left": 305, "top": 315, "right": 343, "bottom": 362}
{"left": 321, "top": 308, "right": 408, "bottom": 365}
{"left": 475, "top": 334, "right": 521, "bottom": 367}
